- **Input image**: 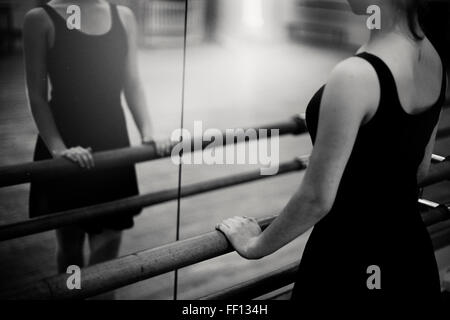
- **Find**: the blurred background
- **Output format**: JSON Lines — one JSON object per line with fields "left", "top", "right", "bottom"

{"left": 0, "top": 0, "right": 449, "bottom": 300}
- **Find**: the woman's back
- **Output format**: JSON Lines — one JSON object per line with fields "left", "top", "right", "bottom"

{"left": 362, "top": 34, "right": 444, "bottom": 115}
{"left": 215, "top": 0, "right": 448, "bottom": 310}
{"left": 293, "top": 35, "right": 446, "bottom": 304}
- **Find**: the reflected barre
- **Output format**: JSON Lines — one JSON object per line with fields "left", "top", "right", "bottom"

{"left": 2, "top": 204, "right": 450, "bottom": 300}
{"left": 0, "top": 116, "right": 307, "bottom": 188}
{"left": 0, "top": 157, "right": 309, "bottom": 241}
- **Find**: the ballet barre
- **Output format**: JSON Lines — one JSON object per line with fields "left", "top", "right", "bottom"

{"left": 2, "top": 203, "right": 449, "bottom": 300}
{"left": 0, "top": 115, "right": 449, "bottom": 299}
{"left": 0, "top": 157, "right": 309, "bottom": 241}
{"left": 0, "top": 116, "right": 307, "bottom": 188}
{"left": 0, "top": 154, "right": 448, "bottom": 242}
{"left": 419, "top": 158, "right": 450, "bottom": 187}
{"left": 419, "top": 199, "right": 450, "bottom": 226}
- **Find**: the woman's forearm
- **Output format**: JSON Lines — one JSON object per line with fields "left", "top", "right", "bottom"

{"left": 29, "top": 96, "right": 66, "bottom": 155}
{"left": 124, "top": 82, "right": 154, "bottom": 139}
{"left": 249, "top": 188, "right": 329, "bottom": 258}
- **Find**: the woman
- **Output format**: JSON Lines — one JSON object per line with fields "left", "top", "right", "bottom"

{"left": 217, "top": 0, "right": 446, "bottom": 308}
{"left": 23, "top": 0, "right": 169, "bottom": 278}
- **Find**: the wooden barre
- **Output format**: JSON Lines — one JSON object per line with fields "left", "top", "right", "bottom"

{"left": 2, "top": 211, "right": 450, "bottom": 300}
{"left": 1, "top": 155, "right": 449, "bottom": 242}
{"left": 0, "top": 156, "right": 449, "bottom": 242}
{"left": 202, "top": 221, "right": 450, "bottom": 302}
{"left": 0, "top": 116, "right": 307, "bottom": 188}
{"left": 0, "top": 158, "right": 309, "bottom": 241}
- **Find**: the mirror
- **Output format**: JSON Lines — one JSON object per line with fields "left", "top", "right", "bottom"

{"left": 0, "top": 0, "right": 185, "bottom": 300}
{"left": 176, "top": 0, "right": 362, "bottom": 299}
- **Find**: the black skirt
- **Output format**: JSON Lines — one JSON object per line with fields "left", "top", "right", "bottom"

{"left": 30, "top": 4, "right": 142, "bottom": 234}
{"left": 29, "top": 136, "right": 141, "bottom": 234}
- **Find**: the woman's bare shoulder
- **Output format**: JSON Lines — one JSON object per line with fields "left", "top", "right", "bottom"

{"left": 117, "top": 5, "right": 137, "bottom": 28}
{"left": 324, "top": 57, "right": 380, "bottom": 113}
{"left": 331, "top": 56, "right": 378, "bottom": 83}
{"left": 422, "top": 37, "right": 444, "bottom": 75}
{"left": 23, "top": 7, "right": 52, "bottom": 35}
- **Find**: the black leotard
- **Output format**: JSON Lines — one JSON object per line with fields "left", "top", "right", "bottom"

{"left": 29, "top": 4, "right": 140, "bottom": 233}
{"left": 292, "top": 52, "right": 446, "bottom": 308}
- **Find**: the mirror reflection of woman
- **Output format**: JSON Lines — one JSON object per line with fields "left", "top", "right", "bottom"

{"left": 218, "top": 0, "right": 446, "bottom": 308}
{"left": 23, "top": 0, "right": 169, "bottom": 291}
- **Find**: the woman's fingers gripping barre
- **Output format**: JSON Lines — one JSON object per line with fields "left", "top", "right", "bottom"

{"left": 58, "top": 146, "right": 95, "bottom": 169}
{"left": 216, "top": 216, "right": 263, "bottom": 260}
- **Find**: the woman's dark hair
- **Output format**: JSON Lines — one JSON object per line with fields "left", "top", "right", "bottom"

{"left": 405, "top": 0, "right": 449, "bottom": 62}
{"left": 404, "top": 0, "right": 427, "bottom": 40}
{"left": 420, "top": 0, "right": 450, "bottom": 61}
{"left": 391, "top": 0, "right": 426, "bottom": 40}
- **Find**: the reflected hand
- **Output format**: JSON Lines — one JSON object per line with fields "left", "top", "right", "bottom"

{"left": 54, "top": 146, "right": 95, "bottom": 169}
{"left": 216, "top": 216, "right": 263, "bottom": 260}
{"left": 142, "top": 136, "right": 174, "bottom": 157}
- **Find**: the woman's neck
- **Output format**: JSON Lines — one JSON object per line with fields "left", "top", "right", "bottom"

{"left": 367, "top": 5, "right": 422, "bottom": 47}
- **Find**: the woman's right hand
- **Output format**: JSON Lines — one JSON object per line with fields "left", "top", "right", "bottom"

{"left": 142, "top": 136, "right": 174, "bottom": 157}
{"left": 53, "top": 147, "right": 95, "bottom": 169}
